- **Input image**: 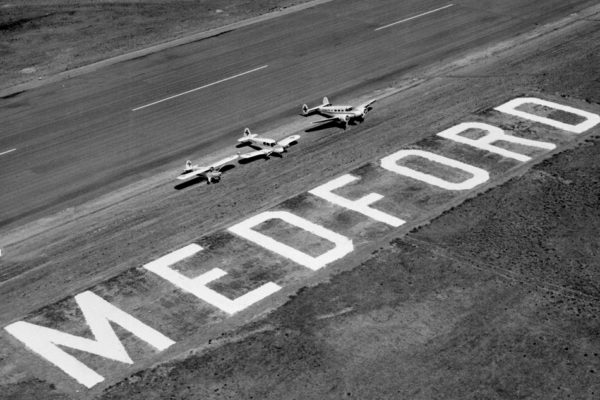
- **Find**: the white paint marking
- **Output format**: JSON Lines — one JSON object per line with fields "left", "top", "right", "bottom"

{"left": 144, "top": 244, "right": 281, "bottom": 315}
{"left": 228, "top": 211, "right": 353, "bottom": 271}
{"left": 132, "top": 65, "right": 269, "bottom": 111}
{"left": 4, "top": 291, "right": 175, "bottom": 388}
{"left": 380, "top": 149, "right": 489, "bottom": 191}
{"left": 495, "top": 97, "right": 600, "bottom": 134}
{"left": 0, "top": 148, "right": 16, "bottom": 156}
{"left": 437, "top": 122, "right": 556, "bottom": 162}
{"left": 309, "top": 174, "right": 405, "bottom": 227}
{"left": 375, "top": 4, "right": 454, "bottom": 31}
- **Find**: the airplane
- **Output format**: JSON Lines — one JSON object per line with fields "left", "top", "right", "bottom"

{"left": 301, "top": 96, "right": 376, "bottom": 129}
{"left": 176, "top": 154, "right": 239, "bottom": 184}
{"left": 236, "top": 128, "right": 300, "bottom": 159}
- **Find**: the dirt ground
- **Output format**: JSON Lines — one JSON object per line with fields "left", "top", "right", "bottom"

{"left": 2, "top": 5, "right": 600, "bottom": 400}
{"left": 0, "top": 0, "right": 315, "bottom": 91}
{"left": 91, "top": 17, "right": 600, "bottom": 400}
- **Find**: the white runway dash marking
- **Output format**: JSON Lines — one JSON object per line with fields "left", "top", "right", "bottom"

{"left": 0, "top": 148, "right": 16, "bottom": 156}
{"left": 375, "top": 3, "right": 454, "bottom": 31}
{"left": 132, "top": 65, "right": 269, "bottom": 111}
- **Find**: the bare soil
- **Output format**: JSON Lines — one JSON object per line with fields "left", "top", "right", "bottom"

{"left": 0, "top": 0, "right": 314, "bottom": 91}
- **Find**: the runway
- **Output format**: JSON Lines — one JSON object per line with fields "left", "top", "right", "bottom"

{"left": 1, "top": 0, "right": 597, "bottom": 229}
{"left": 1, "top": 0, "right": 600, "bottom": 395}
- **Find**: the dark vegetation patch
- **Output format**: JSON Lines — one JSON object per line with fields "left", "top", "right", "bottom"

{"left": 28, "top": 295, "right": 84, "bottom": 329}
{"left": 0, "top": 12, "right": 58, "bottom": 32}
{"left": 279, "top": 192, "right": 312, "bottom": 211}
{"left": 98, "top": 267, "right": 154, "bottom": 299}
{"left": 207, "top": 258, "right": 285, "bottom": 300}
{"left": 253, "top": 217, "right": 335, "bottom": 257}
{"left": 1, "top": 379, "right": 68, "bottom": 400}
{"left": 516, "top": 103, "right": 587, "bottom": 125}
{"left": 197, "top": 231, "right": 235, "bottom": 251}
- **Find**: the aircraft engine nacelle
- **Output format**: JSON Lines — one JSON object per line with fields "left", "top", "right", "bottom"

{"left": 356, "top": 107, "right": 369, "bottom": 119}
{"left": 207, "top": 170, "right": 221, "bottom": 179}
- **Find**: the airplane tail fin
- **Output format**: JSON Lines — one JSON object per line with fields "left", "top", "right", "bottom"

{"left": 303, "top": 97, "right": 329, "bottom": 115}
{"left": 185, "top": 160, "right": 193, "bottom": 171}
{"left": 238, "top": 127, "right": 256, "bottom": 143}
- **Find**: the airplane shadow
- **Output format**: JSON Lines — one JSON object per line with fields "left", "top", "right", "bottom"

{"left": 304, "top": 120, "right": 348, "bottom": 133}
{"left": 173, "top": 164, "right": 236, "bottom": 190}
{"left": 238, "top": 152, "right": 283, "bottom": 165}
{"left": 236, "top": 143, "right": 265, "bottom": 150}
{"left": 174, "top": 176, "right": 205, "bottom": 190}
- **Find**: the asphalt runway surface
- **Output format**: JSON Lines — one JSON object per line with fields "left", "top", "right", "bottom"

{"left": 1, "top": 0, "right": 600, "bottom": 398}
{"left": 1, "top": 0, "right": 598, "bottom": 229}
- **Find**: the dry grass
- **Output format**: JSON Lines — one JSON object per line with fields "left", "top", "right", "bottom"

{"left": 0, "top": 0, "right": 306, "bottom": 90}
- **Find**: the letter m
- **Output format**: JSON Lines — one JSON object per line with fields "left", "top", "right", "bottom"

{"left": 4, "top": 291, "right": 174, "bottom": 388}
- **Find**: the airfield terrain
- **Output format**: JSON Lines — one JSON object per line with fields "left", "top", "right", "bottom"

{"left": 0, "top": 0, "right": 316, "bottom": 91}
{"left": 1, "top": 0, "right": 600, "bottom": 399}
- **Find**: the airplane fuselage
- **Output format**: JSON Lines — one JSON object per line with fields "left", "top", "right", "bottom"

{"left": 302, "top": 97, "right": 375, "bottom": 124}
{"left": 319, "top": 105, "right": 354, "bottom": 115}
{"left": 241, "top": 137, "right": 285, "bottom": 153}
{"left": 249, "top": 137, "right": 277, "bottom": 147}
{"left": 317, "top": 105, "right": 367, "bottom": 121}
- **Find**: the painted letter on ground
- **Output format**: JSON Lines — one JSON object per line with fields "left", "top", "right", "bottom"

{"left": 437, "top": 122, "right": 556, "bottom": 162}
{"left": 309, "top": 174, "right": 405, "bottom": 227}
{"left": 144, "top": 244, "right": 280, "bottom": 315}
{"left": 4, "top": 291, "right": 174, "bottom": 388}
{"left": 495, "top": 97, "right": 600, "bottom": 134}
{"left": 229, "top": 211, "right": 353, "bottom": 271}
{"left": 380, "top": 149, "right": 489, "bottom": 190}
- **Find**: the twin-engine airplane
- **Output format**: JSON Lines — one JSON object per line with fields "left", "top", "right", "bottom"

{"left": 237, "top": 128, "right": 300, "bottom": 159}
{"left": 176, "top": 154, "right": 239, "bottom": 183}
{"left": 301, "top": 96, "right": 376, "bottom": 129}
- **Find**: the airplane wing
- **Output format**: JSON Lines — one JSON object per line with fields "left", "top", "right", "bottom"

{"left": 358, "top": 99, "right": 376, "bottom": 110}
{"left": 177, "top": 165, "right": 210, "bottom": 180}
{"left": 210, "top": 154, "right": 240, "bottom": 171}
{"left": 176, "top": 154, "right": 239, "bottom": 180}
{"left": 277, "top": 135, "right": 301, "bottom": 148}
{"left": 239, "top": 148, "right": 270, "bottom": 159}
